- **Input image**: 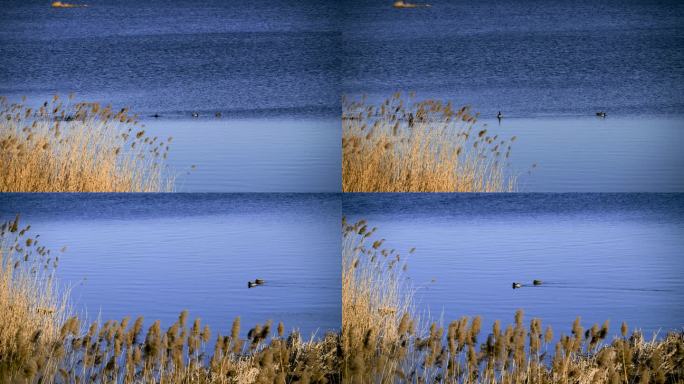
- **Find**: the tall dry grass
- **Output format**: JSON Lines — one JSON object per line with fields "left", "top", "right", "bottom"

{"left": 342, "top": 217, "right": 418, "bottom": 381}
{"left": 4, "top": 214, "right": 683, "bottom": 383}
{"left": 341, "top": 218, "right": 684, "bottom": 383}
{"left": 0, "top": 216, "right": 340, "bottom": 383}
{"left": 342, "top": 93, "right": 517, "bottom": 192}
{"left": 0, "top": 95, "right": 174, "bottom": 192}
{"left": 0, "top": 214, "right": 69, "bottom": 381}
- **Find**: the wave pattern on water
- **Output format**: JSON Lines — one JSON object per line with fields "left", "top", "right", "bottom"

{"left": 0, "top": 193, "right": 342, "bottom": 339}
{"left": 343, "top": 193, "right": 684, "bottom": 339}
{"left": 342, "top": 0, "right": 684, "bottom": 117}
{"left": 0, "top": 0, "right": 341, "bottom": 119}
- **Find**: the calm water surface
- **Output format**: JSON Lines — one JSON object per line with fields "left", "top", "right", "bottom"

{"left": 148, "top": 119, "right": 340, "bottom": 192}
{"left": 342, "top": 0, "right": 684, "bottom": 192}
{"left": 0, "top": 0, "right": 341, "bottom": 192}
{"left": 483, "top": 116, "right": 684, "bottom": 192}
{"left": 344, "top": 193, "right": 684, "bottom": 339}
{"left": 0, "top": 193, "right": 341, "bottom": 338}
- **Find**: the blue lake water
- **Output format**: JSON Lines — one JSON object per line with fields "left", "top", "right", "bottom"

{"left": 480, "top": 116, "right": 684, "bottom": 192}
{"left": 344, "top": 193, "right": 684, "bottom": 339}
{"left": 341, "top": 0, "right": 684, "bottom": 192}
{"left": 342, "top": 0, "right": 684, "bottom": 118}
{"left": 0, "top": 0, "right": 340, "bottom": 119}
{"left": 2, "top": 0, "right": 684, "bottom": 191}
{"left": 0, "top": 0, "right": 341, "bottom": 192}
{"left": 147, "top": 119, "right": 341, "bottom": 192}
{"left": 1, "top": 191, "right": 683, "bottom": 343}
{"left": 0, "top": 193, "right": 341, "bottom": 339}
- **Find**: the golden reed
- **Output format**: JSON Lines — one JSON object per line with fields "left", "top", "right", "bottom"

{"left": 0, "top": 216, "right": 339, "bottom": 383}
{"left": 2, "top": 215, "right": 682, "bottom": 383}
{"left": 0, "top": 95, "right": 174, "bottom": 192}
{"left": 343, "top": 93, "right": 517, "bottom": 192}
{"left": 342, "top": 218, "right": 684, "bottom": 383}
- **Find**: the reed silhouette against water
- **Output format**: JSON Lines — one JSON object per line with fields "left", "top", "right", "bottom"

{"left": 0, "top": 95, "right": 174, "bottom": 192}
{"left": 0, "top": 215, "right": 68, "bottom": 382}
{"left": 342, "top": 93, "right": 518, "bottom": 192}
{"left": 2, "top": 215, "right": 682, "bottom": 383}
{"left": 0, "top": 216, "right": 339, "bottom": 383}
{"left": 341, "top": 217, "right": 684, "bottom": 383}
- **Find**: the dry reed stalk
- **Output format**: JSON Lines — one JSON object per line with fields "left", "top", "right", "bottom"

{"left": 343, "top": 93, "right": 517, "bottom": 192}
{"left": 3, "top": 215, "right": 682, "bottom": 383}
{"left": 341, "top": 218, "right": 684, "bottom": 383}
{"left": 0, "top": 214, "right": 70, "bottom": 382}
{"left": 0, "top": 95, "right": 174, "bottom": 192}
{"left": 0, "top": 216, "right": 340, "bottom": 383}
{"left": 342, "top": 216, "right": 422, "bottom": 382}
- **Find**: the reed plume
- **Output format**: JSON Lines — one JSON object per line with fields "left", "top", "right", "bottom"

{"left": 0, "top": 214, "right": 69, "bottom": 382}
{"left": 343, "top": 93, "right": 517, "bottom": 192}
{"left": 341, "top": 218, "right": 684, "bottom": 383}
{"left": 0, "top": 95, "right": 174, "bottom": 192}
{"left": 2, "top": 215, "right": 682, "bottom": 383}
{"left": 0, "top": 216, "right": 339, "bottom": 383}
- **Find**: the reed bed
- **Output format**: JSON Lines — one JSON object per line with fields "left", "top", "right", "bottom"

{"left": 4, "top": 214, "right": 682, "bottom": 383}
{"left": 0, "top": 216, "right": 340, "bottom": 383}
{"left": 0, "top": 95, "right": 174, "bottom": 192}
{"left": 341, "top": 218, "right": 684, "bottom": 383}
{"left": 342, "top": 93, "right": 517, "bottom": 192}
{"left": 0, "top": 214, "right": 69, "bottom": 382}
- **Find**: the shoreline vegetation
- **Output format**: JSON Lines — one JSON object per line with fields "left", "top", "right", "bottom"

{"left": 341, "top": 218, "right": 684, "bottom": 383}
{"left": 342, "top": 93, "right": 518, "bottom": 193}
{"left": 0, "top": 95, "right": 174, "bottom": 192}
{"left": 1, "top": 218, "right": 683, "bottom": 383}
{"left": 0, "top": 216, "right": 340, "bottom": 383}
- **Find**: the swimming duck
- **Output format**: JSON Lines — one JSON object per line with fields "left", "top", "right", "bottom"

{"left": 248, "top": 281, "right": 257, "bottom": 288}
{"left": 596, "top": 111, "right": 607, "bottom": 118}
{"left": 152, "top": 113, "right": 160, "bottom": 119}
{"left": 255, "top": 279, "right": 265, "bottom": 285}
{"left": 215, "top": 112, "right": 222, "bottom": 118}
{"left": 192, "top": 112, "right": 199, "bottom": 118}
{"left": 512, "top": 282, "right": 522, "bottom": 289}
{"left": 533, "top": 279, "right": 542, "bottom": 286}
